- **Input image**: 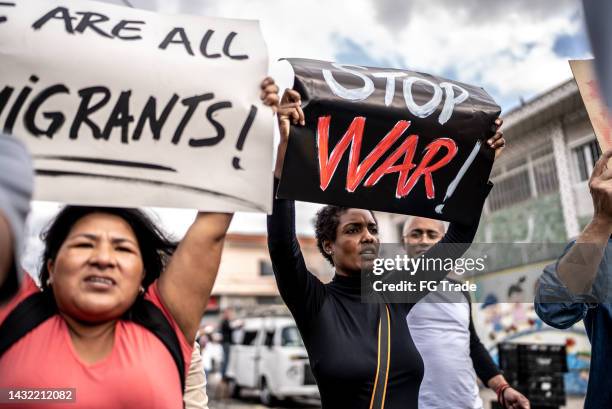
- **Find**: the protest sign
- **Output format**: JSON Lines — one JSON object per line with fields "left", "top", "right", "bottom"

{"left": 0, "top": 0, "right": 273, "bottom": 212}
{"left": 277, "top": 58, "right": 500, "bottom": 224}
{"left": 570, "top": 59, "right": 612, "bottom": 153}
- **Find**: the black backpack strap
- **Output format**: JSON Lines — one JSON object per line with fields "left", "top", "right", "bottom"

{"left": 0, "top": 291, "right": 57, "bottom": 356}
{"left": 130, "top": 298, "right": 186, "bottom": 393}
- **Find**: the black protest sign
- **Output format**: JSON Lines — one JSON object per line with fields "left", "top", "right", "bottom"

{"left": 277, "top": 58, "right": 500, "bottom": 224}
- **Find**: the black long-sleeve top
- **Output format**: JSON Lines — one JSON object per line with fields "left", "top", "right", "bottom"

{"left": 267, "top": 184, "right": 489, "bottom": 409}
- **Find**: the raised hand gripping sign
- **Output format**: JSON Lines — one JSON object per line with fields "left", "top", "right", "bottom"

{"left": 278, "top": 58, "right": 500, "bottom": 224}
{"left": 0, "top": 0, "right": 273, "bottom": 212}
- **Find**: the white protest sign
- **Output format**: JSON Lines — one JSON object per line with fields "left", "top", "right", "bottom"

{"left": 0, "top": 0, "right": 273, "bottom": 212}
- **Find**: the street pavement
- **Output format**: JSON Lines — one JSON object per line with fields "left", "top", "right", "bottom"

{"left": 209, "top": 389, "right": 584, "bottom": 409}
{"left": 207, "top": 372, "right": 584, "bottom": 409}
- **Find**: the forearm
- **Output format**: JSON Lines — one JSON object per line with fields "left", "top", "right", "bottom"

{"left": 274, "top": 142, "right": 288, "bottom": 179}
{"left": 487, "top": 374, "right": 508, "bottom": 390}
{"left": 267, "top": 179, "right": 302, "bottom": 262}
{"left": 557, "top": 217, "right": 611, "bottom": 295}
{"left": 469, "top": 314, "right": 501, "bottom": 383}
{"left": 420, "top": 220, "right": 479, "bottom": 282}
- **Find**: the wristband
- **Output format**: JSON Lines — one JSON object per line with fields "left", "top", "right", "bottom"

{"left": 495, "top": 383, "right": 511, "bottom": 408}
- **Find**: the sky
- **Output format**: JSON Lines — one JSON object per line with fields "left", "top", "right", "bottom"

{"left": 20, "top": 0, "right": 592, "bottom": 273}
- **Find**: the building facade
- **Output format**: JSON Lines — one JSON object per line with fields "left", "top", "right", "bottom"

{"left": 206, "top": 232, "right": 334, "bottom": 317}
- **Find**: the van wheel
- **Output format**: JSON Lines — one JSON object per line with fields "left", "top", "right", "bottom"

{"left": 259, "top": 377, "right": 277, "bottom": 407}
{"left": 228, "top": 379, "right": 241, "bottom": 399}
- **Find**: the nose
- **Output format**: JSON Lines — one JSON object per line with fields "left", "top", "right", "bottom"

{"left": 361, "top": 229, "right": 377, "bottom": 244}
{"left": 89, "top": 242, "right": 116, "bottom": 269}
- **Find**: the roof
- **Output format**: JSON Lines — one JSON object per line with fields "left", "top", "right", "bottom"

{"left": 502, "top": 78, "right": 584, "bottom": 136}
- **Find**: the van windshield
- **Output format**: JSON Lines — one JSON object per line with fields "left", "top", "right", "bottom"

{"left": 281, "top": 326, "right": 304, "bottom": 347}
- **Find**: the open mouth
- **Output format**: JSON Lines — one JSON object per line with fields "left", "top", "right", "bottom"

{"left": 84, "top": 275, "right": 116, "bottom": 288}
{"left": 360, "top": 247, "right": 378, "bottom": 257}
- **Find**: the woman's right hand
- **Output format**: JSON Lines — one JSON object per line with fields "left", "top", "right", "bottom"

{"left": 275, "top": 89, "right": 305, "bottom": 178}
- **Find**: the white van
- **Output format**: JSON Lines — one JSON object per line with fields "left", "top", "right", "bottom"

{"left": 226, "top": 315, "right": 319, "bottom": 406}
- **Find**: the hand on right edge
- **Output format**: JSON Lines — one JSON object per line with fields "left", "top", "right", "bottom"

{"left": 589, "top": 149, "right": 612, "bottom": 231}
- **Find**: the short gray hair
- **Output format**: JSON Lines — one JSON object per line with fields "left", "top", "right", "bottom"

{"left": 402, "top": 216, "right": 447, "bottom": 237}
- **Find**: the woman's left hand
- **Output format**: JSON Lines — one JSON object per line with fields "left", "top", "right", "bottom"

{"left": 503, "top": 386, "right": 530, "bottom": 409}
{"left": 260, "top": 77, "right": 280, "bottom": 113}
{"left": 487, "top": 117, "right": 505, "bottom": 159}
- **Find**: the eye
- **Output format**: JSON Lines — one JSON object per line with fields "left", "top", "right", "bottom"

{"left": 73, "top": 242, "right": 93, "bottom": 249}
{"left": 116, "top": 245, "right": 135, "bottom": 253}
{"left": 369, "top": 225, "right": 378, "bottom": 234}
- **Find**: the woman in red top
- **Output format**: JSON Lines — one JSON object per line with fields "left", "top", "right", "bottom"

{"left": 0, "top": 78, "right": 280, "bottom": 409}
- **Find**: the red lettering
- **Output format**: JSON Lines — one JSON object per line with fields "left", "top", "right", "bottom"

{"left": 317, "top": 115, "right": 457, "bottom": 200}
{"left": 317, "top": 116, "right": 411, "bottom": 192}
{"left": 364, "top": 134, "right": 419, "bottom": 197}
{"left": 398, "top": 138, "right": 457, "bottom": 199}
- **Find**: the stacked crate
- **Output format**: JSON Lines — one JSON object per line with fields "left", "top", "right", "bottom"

{"left": 494, "top": 343, "right": 567, "bottom": 409}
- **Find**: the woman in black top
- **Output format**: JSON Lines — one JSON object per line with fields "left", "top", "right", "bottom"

{"left": 267, "top": 90, "right": 505, "bottom": 409}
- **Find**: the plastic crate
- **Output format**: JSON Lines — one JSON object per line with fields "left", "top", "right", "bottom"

{"left": 501, "top": 373, "right": 566, "bottom": 407}
{"left": 491, "top": 402, "right": 560, "bottom": 409}
{"left": 498, "top": 343, "right": 567, "bottom": 374}
{"left": 518, "top": 344, "right": 567, "bottom": 374}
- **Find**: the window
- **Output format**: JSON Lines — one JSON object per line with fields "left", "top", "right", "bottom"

{"left": 489, "top": 169, "right": 532, "bottom": 211}
{"left": 281, "top": 326, "right": 304, "bottom": 347}
{"left": 488, "top": 141, "right": 560, "bottom": 212}
{"left": 259, "top": 260, "right": 274, "bottom": 276}
{"left": 533, "top": 156, "right": 558, "bottom": 196}
{"left": 242, "top": 330, "right": 258, "bottom": 346}
{"left": 264, "top": 330, "right": 275, "bottom": 348}
{"left": 573, "top": 139, "right": 601, "bottom": 182}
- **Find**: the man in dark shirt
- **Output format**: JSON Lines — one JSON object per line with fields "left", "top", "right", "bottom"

{"left": 219, "top": 308, "right": 234, "bottom": 381}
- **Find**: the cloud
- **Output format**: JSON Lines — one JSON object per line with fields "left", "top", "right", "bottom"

{"left": 24, "top": 0, "right": 589, "bottom": 243}
{"left": 372, "top": 0, "right": 578, "bottom": 32}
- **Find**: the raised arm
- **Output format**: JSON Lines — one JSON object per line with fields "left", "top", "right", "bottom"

{"left": 556, "top": 150, "right": 612, "bottom": 295}
{"left": 158, "top": 78, "right": 280, "bottom": 342}
{"left": 535, "top": 152, "right": 612, "bottom": 329}
{"left": 267, "top": 90, "right": 325, "bottom": 326}
{"left": 159, "top": 212, "right": 232, "bottom": 342}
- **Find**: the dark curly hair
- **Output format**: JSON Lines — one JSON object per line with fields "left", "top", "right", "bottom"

{"left": 39, "top": 206, "right": 177, "bottom": 292}
{"left": 315, "top": 206, "right": 377, "bottom": 266}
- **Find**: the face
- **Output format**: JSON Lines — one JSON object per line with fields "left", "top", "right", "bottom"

{"left": 403, "top": 217, "right": 445, "bottom": 257}
{"left": 324, "top": 209, "right": 379, "bottom": 275}
{"left": 47, "top": 213, "right": 144, "bottom": 323}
